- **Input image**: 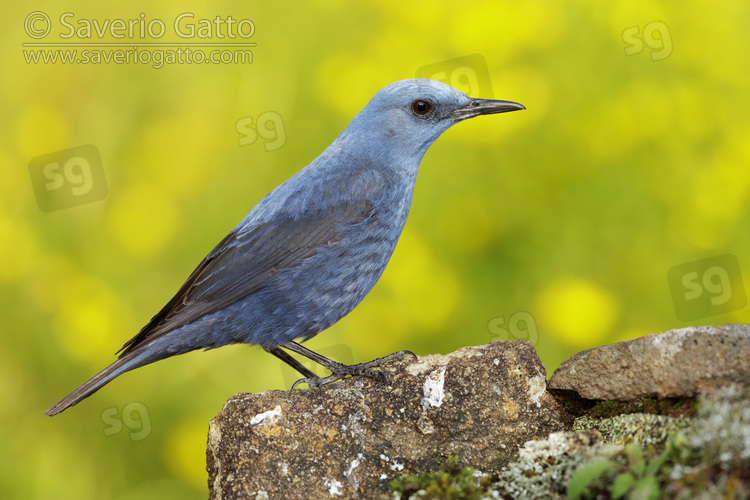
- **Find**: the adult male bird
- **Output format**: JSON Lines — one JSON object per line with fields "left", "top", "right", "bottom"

{"left": 45, "top": 79, "right": 524, "bottom": 416}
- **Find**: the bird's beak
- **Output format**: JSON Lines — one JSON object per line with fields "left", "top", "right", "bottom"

{"left": 450, "top": 99, "right": 526, "bottom": 120}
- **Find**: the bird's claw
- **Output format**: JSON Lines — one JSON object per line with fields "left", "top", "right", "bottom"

{"left": 291, "top": 368, "right": 387, "bottom": 390}
{"left": 291, "top": 373, "right": 342, "bottom": 390}
{"left": 398, "top": 350, "right": 418, "bottom": 360}
{"left": 289, "top": 350, "right": 417, "bottom": 390}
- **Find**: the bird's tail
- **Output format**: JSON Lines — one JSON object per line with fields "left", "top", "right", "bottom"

{"left": 45, "top": 348, "right": 158, "bottom": 417}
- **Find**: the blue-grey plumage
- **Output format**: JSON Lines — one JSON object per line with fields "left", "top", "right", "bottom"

{"left": 45, "top": 79, "right": 524, "bottom": 416}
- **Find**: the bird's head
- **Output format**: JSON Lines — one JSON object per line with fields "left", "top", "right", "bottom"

{"left": 336, "top": 78, "right": 524, "bottom": 164}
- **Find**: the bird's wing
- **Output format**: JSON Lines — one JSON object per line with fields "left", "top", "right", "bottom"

{"left": 117, "top": 175, "right": 380, "bottom": 357}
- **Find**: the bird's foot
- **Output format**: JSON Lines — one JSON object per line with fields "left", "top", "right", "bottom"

{"left": 291, "top": 350, "right": 417, "bottom": 390}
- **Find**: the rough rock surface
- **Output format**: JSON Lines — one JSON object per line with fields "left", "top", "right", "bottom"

{"left": 548, "top": 324, "right": 750, "bottom": 400}
{"left": 206, "top": 340, "right": 570, "bottom": 499}
{"left": 490, "top": 384, "right": 750, "bottom": 499}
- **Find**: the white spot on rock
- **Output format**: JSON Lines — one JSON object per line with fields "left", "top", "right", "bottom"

{"left": 344, "top": 454, "right": 362, "bottom": 490}
{"left": 324, "top": 478, "right": 343, "bottom": 496}
{"left": 422, "top": 366, "right": 447, "bottom": 409}
{"left": 528, "top": 368, "right": 546, "bottom": 408}
{"left": 405, "top": 346, "right": 484, "bottom": 376}
{"left": 250, "top": 405, "right": 282, "bottom": 426}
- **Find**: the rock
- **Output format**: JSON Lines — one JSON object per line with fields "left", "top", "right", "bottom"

{"left": 548, "top": 324, "right": 750, "bottom": 401}
{"left": 206, "top": 340, "right": 571, "bottom": 499}
{"left": 490, "top": 384, "right": 750, "bottom": 499}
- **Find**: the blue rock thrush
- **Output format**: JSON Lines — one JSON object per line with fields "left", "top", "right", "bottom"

{"left": 45, "top": 79, "right": 524, "bottom": 416}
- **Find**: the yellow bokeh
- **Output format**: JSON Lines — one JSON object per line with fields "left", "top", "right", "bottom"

{"left": 0, "top": 214, "right": 40, "bottom": 283}
{"left": 23, "top": 253, "right": 77, "bottom": 313}
{"left": 347, "top": 230, "right": 465, "bottom": 347}
{"left": 4, "top": 1, "right": 750, "bottom": 499}
{"left": 384, "top": 231, "right": 464, "bottom": 331}
{"left": 535, "top": 278, "right": 619, "bottom": 347}
{"left": 128, "top": 116, "right": 219, "bottom": 198}
{"left": 435, "top": 195, "right": 503, "bottom": 253}
{"left": 163, "top": 418, "right": 210, "bottom": 491}
{"left": 15, "top": 104, "right": 71, "bottom": 159}
{"left": 448, "top": 1, "right": 564, "bottom": 54}
{"left": 106, "top": 182, "right": 181, "bottom": 257}
{"left": 53, "top": 274, "right": 132, "bottom": 364}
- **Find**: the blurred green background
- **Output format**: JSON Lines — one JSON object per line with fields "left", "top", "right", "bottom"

{"left": 2, "top": 0, "right": 749, "bottom": 498}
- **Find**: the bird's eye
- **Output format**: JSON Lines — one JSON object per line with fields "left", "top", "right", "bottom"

{"left": 411, "top": 99, "right": 433, "bottom": 117}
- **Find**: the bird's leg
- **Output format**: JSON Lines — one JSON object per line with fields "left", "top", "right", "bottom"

{"left": 279, "top": 341, "right": 417, "bottom": 389}
{"left": 264, "top": 346, "right": 318, "bottom": 379}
